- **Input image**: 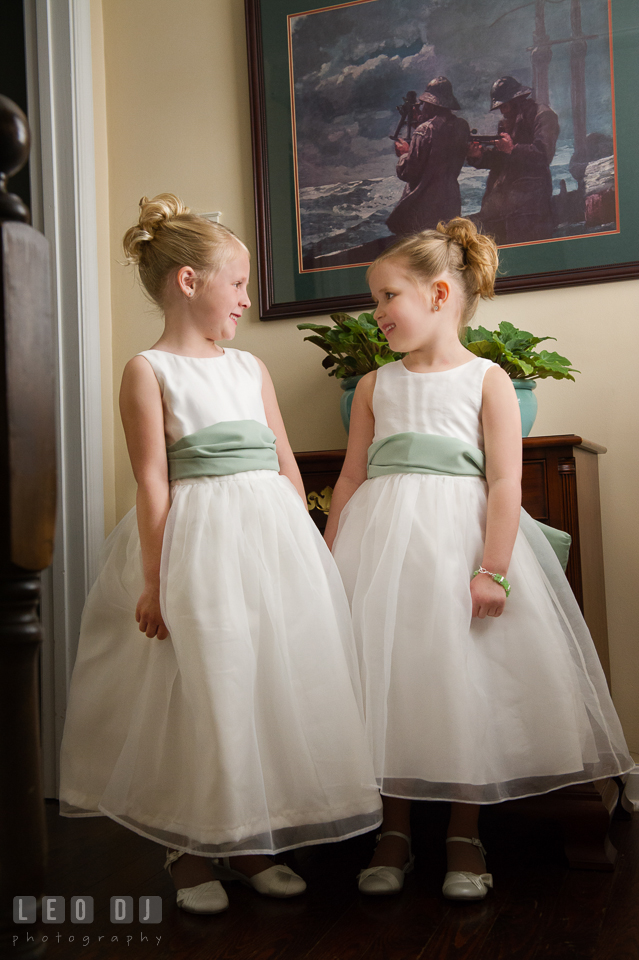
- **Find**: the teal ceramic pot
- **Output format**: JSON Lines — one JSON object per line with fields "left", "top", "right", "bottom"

{"left": 512, "top": 379, "right": 538, "bottom": 437}
{"left": 340, "top": 375, "right": 364, "bottom": 433}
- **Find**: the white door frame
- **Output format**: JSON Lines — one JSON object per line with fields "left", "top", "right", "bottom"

{"left": 24, "top": 0, "right": 104, "bottom": 796}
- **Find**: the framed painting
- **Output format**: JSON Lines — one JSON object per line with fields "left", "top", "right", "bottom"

{"left": 245, "top": 0, "right": 639, "bottom": 319}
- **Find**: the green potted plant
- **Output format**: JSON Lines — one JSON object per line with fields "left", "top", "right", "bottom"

{"left": 462, "top": 321, "right": 579, "bottom": 436}
{"left": 297, "top": 312, "right": 403, "bottom": 431}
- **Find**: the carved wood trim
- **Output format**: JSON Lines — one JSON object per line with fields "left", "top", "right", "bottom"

{"left": 2, "top": 224, "right": 55, "bottom": 570}
{"left": 558, "top": 457, "right": 583, "bottom": 610}
{"left": 0, "top": 214, "right": 52, "bottom": 960}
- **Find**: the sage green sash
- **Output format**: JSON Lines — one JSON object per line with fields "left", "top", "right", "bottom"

{"left": 368, "top": 433, "right": 486, "bottom": 478}
{"left": 367, "top": 432, "right": 571, "bottom": 571}
{"left": 167, "top": 420, "right": 279, "bottom": 481}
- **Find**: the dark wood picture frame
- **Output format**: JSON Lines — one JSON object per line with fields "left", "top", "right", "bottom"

{"left": 245, "top": 0, "right": 639, "bottom": 319}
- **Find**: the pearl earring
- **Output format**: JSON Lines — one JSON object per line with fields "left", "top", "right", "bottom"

{"left": 433, "top": 301, "right": 440, "bottom": 312}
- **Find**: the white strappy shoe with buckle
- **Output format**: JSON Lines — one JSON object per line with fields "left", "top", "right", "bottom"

{"left": 442, "top": 836, "right": 493, "bottom": 901}
{"left": 211, "top": 857, "right": 306, "bottom": 898}
{"left": 164, "top": 850, "right": 229, "bottom": 914}
{"left": 357, "top": 831, "right": 415, "bottom": 895}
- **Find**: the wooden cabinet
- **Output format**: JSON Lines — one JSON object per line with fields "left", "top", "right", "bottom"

{"left": 296, "top": 434, "right": 610, "bottom": 681}
{"left": 522, "top": 435, "right": 610, "bottom": 683}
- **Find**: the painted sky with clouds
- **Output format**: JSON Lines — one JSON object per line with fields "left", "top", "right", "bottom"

{"left": 290, "top": 0, "right": 613, "bottom": 188}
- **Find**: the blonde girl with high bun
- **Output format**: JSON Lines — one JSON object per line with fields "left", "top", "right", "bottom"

{"left": 59, "top": 194, "right": 382, "bottom": 915}
{"left": 325, "top": 218, "right": 632, "bottom": 901}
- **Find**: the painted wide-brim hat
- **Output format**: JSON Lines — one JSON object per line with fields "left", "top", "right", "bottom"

{"left": 490, "top": 76, "right": 532, "bottom": 110}
{"left": 419, "top": 77, "right": 461, "bottom": 111}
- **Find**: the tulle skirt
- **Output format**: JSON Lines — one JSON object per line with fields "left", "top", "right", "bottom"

{"left": 60, "top": 471, "right": 382, "bottom": 854}
{"left": 332, "top": 473, "right": 633, "bottom": 804}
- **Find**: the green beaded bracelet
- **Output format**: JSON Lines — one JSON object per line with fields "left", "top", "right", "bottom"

{"left": 472, "top": 566, "right": 511, "bottom": 597}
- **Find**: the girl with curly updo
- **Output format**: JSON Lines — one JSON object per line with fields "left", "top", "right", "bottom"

{"left": 59, "top": 194, "right": 381, "bottom": 915}
{"left": 325, "top": 218, "right": 632, "bottom": 901}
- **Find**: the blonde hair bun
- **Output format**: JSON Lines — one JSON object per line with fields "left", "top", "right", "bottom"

{"left": 121, "top": 192, "right": 248, "bottom": 305}
{"left": 436, "top": 217, "right": 499, "bottom": 299}
{"left": 122, "top": 194, "right": 190, "bottom": 265}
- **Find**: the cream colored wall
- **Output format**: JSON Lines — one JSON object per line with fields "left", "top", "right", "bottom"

{"left": 100, "top": 0, "right": 349, "bottom": 518}
{"left": 96, "top": 0, "right": 639, "bottom": 753}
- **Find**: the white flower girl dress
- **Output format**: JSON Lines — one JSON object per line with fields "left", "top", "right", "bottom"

{"left": 60, "top": 348, "right": 382, "bottom": 854}
{"left": 333, "top": 357, "right": 632, "bottom": 803}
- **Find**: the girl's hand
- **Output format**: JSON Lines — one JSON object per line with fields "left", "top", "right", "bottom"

{"left": 470, "top": 574, "right": 507, "bottom": 619}
{"left": 136, "top": 587, "right": 169, "bottom": 639}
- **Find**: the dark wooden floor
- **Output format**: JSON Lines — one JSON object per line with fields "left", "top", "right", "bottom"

{"left": 29, "top": 800, "right": 639, "bottom": 960}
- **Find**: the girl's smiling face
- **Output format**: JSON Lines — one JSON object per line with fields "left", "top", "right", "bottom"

{"left": 185, "top": 248, "right": 251, "bottom": 343}
{"left": 369, "top": 260, "right": 434, "bottom": 353}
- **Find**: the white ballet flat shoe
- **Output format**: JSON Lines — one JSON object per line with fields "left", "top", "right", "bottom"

{"left": 442, "top": 837, "right": 493, "bottom": 901}
{"left": 175, "top": 881, "right": 230, "bottom": 914}
{"left": 164, "top": 850, "right": 229, "bottom": 914}
{"left": 357, "top": 831, "right": 415, "bottom": 896}
{"left": 211, "top": 858, "right": 306, "bottom": 898}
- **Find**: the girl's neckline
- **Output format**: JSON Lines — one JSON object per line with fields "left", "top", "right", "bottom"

{"left": 400, "top": 356, "right": 482, "bottom": 375}
{"left": 145, "top": 347, "right": 227, "bottom": 360}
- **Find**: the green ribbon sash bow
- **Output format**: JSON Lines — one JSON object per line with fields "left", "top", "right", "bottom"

{"left": 367, "top": 432, "right": 571, "bottom": 571}
{"left": 167, "top": 420, "right": 279, "bottom": 481}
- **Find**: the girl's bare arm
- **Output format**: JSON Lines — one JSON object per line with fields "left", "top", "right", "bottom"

{"left": 258, "top": 358, "right": 306, "bottom": 502}
{"left": 324, "top": 372, "right": 376, "bottom": 551}
{"left": 471, "top": 364, "right": 522, "bottom": 618}
{"left": 119, "top": 355, "right": 171, "bottom": 639}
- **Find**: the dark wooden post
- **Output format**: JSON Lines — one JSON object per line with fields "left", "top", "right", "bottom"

{"left": 0, "top": 95, "right": 56, "bottom": 959}
{"left": 532, "top": 0, "right": 552, "bottom": 106}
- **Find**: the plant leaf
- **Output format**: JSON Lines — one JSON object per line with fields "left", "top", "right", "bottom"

{"left": 297, "top": 322, "right": 331, "bottom": 334}
{"left": 298, "top": 312, "right": 402, "bottom": 377}
{"left": 303, "top": 335, "right": 334, "bottom": 352}
{"left": 463, "top": 325, "right": 494, "bottom": 345}
{"left": 463, "top": 322, "right": 577, "bottom": 382}
{"left": 465, "top": 339, "right": 503, "bottom": 362}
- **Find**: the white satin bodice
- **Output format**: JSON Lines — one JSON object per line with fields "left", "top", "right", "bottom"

{"left": 372, "top": 357, "right": 494, "bottom": 451}
{"left": 138, "top": 348, "right": 268, "bottom": 447}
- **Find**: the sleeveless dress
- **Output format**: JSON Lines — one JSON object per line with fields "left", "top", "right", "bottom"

{"left": 59, "top": 348, "right": 382, "bottom": 855}
{"left": 332, "top": 358, "right": 633, "bottom": 804}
